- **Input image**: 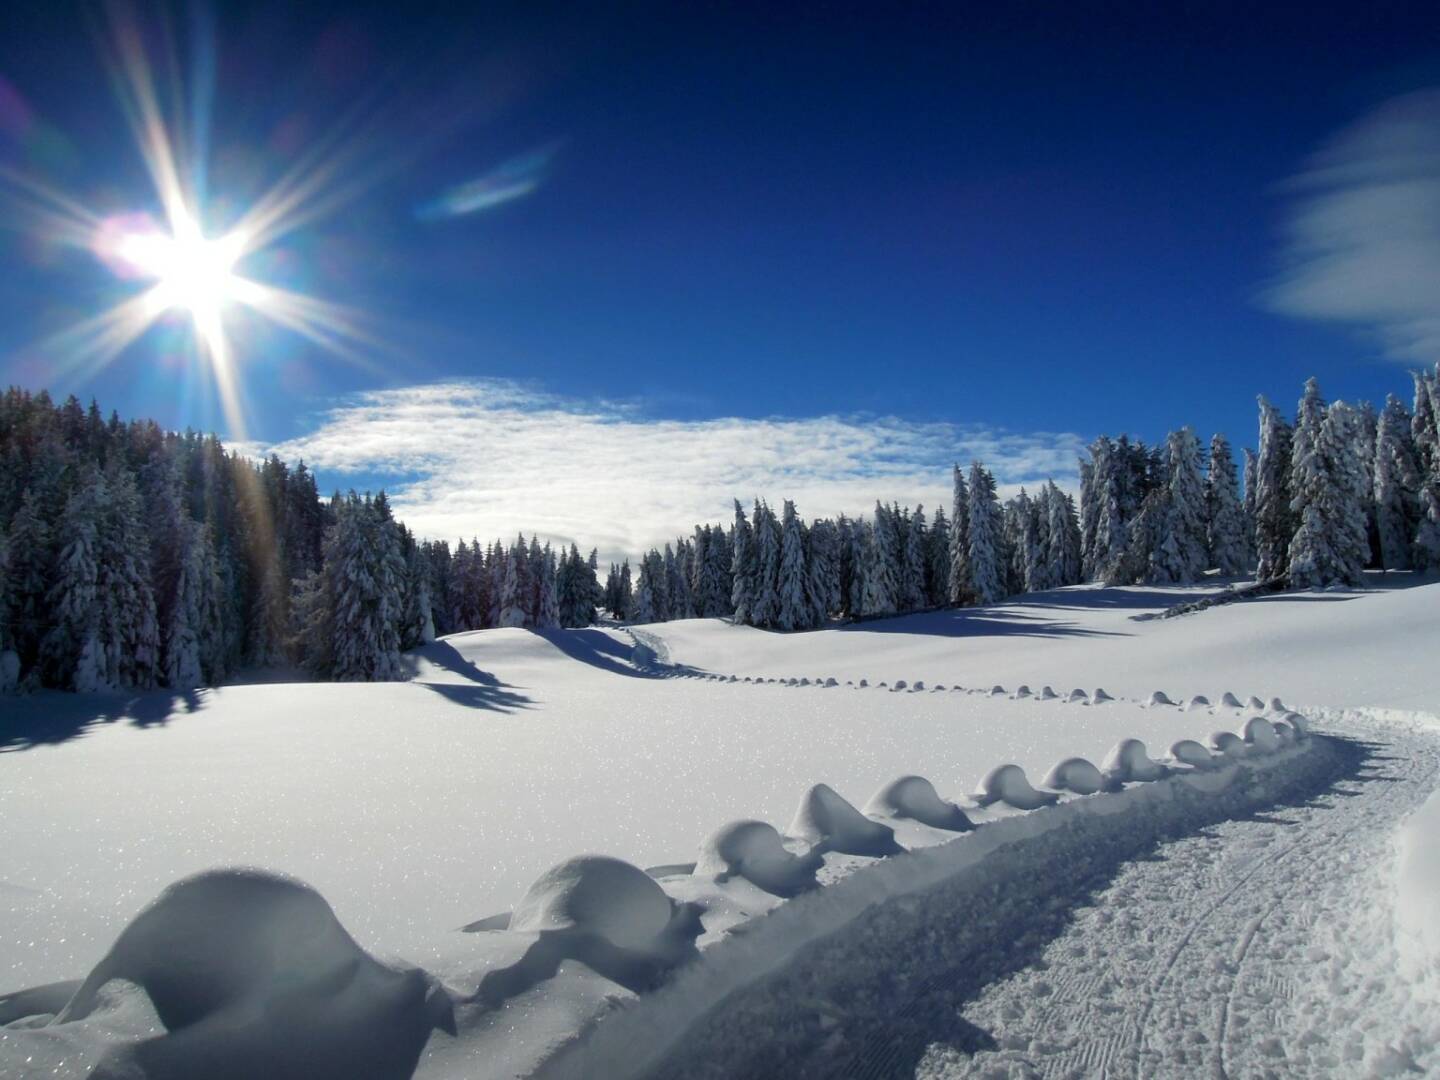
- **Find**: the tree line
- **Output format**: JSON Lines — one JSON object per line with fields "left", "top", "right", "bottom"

{"left": 2, "top": 365, "right": 1437, "bottom": 690}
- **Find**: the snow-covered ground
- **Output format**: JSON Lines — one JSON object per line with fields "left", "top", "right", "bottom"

{"left": 2, "top": 575, "right": 1438, "bottom": 1078}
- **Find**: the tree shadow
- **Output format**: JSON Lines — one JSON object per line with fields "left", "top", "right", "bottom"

{"left": 418, "top": 681, "right": 534, "bottom": 713}
{"left": 0, "top": 687, "right": 210, "bottom": 751}
{"left": 525, "top": 628, "right": 707, "bottom": 680}
{"left": 649, "top": 735, "right": 1375, "bottom": 1079}
{"left": 839, "top": 606, "right": 1127, "bottom": 641}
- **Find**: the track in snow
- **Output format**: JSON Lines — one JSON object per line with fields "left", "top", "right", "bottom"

{"left": 637, "top": 718, "right": 1440, "bottom": 1080}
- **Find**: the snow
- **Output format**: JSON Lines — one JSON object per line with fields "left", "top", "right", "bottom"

{"left": 1396, "top": 788, "right": 1440, "bottom": 986}
{"left": 788, "top": 783, "right": 904, "bottom": 856}
{"left": 2, "top": 575, "right": 1438, "bottom": 1078}
{"left": 972, "top": 764, "right": 1059, "bottom": 810}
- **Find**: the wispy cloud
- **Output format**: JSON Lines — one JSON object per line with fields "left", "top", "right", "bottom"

{"left": 265, "top": 380, "right": 1085, "bottom": 562}
{"left": 1264, "top": 89, "right": 1440, "bottom": 362}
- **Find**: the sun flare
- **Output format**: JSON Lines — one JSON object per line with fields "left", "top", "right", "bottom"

{"left": 113, "top": 215, "right": 249, "bottom": 321}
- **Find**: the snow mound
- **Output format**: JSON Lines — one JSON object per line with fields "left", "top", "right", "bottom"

{"left": 1040, "top": 756, "right": 1106, "bottom": 796}
{"left": 1282, "top": 711, "right": 1311, "bottom": 737}
{"left": 1242, "top": 716, "right": 1280, "bottom": 753}
{"left": 1396, "top": 790, "right": 1440, "bottom": 979}
{"left": 1219, "top": 692, "right": 1244, "bottom": 708}
{"left": 1012, "top": 685, "right": 1032, "bottom": 698}
{"left": 1147, "top": 691, "right": 1177, "bottom": 707}
{"left": 1101, "top": 738, "right": 1169, "bottom": 783}
{"left": 50, "top": 868, "right": 454, "bottom": 1076}
{"left": 857, "top": 679, "right": 868, "bottom": 688}
{"left": 1066, "top": 689, "right": 1088, "bottom": 704}
{"left": 788, "top": 784, "right": 903, "bottom": 856}
{"left": 911, "top": 680, "right": 925, "bottom": 691}
{"left": 1267, "top": 697, "right": 1288, "bottom": 713}
{"left": 1168, "top": 739, "right": 1218, "bottom": 770}
{"left": 990, "top": 684, "right": 1007, "bottom": 696}
{"left": 1185, "top": 695, "right": 1211, "bottom": 711}
{"left": 1038, "top": 685, "right": 1058, "bottom": 700}
{"left": 511, "top": 855, "right": 676, "bottom": 950}
{"left": 973, "top": 764, "right": 1060, "bottom": 810}
{"left": 893, "top": 680, "right": 907, "bottom": 691}
{"left": 1271, "top": 718, "right": 1298, "bottom": 745}
{"left": 1209, "top": 731, "right": 1249, "bottom": 758}
{"left": 1246, "top": 695, "right": 1266, "bottom": 710}
{"left": 484, "top": 855, "right": 704, "bottom": 1002}
{"left": 824, "top": 677, "right": 837, "bottom": 688}
{"left": 863, "top": 775, "right": 974, "bottom": 832}
{"left": 1092, "top": 688, "right": 1113, "bottom": 703}
{"left": 695, "top": 820, "right": 822, "bottom": 898}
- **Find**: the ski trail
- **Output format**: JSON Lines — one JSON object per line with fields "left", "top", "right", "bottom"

{"left": 619, "top": 716, "right": 1439, "bottom": 1080}
{"left": 919, "top": 719, "right": 1440, "bottom": 1080}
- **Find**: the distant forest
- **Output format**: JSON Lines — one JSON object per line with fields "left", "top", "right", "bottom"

{"left": 1, "top": 365, "right": 1436, "bottom": 691}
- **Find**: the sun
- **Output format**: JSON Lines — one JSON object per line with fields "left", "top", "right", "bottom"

{"left": 115, "top": 213, "right": 250, "bottom": 322}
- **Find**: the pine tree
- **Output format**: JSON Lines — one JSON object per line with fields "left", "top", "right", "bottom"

{"left": 730, "top": 500, "right": 757, "bottom": 624}
{"left": 1414, "top": 469, "right": 1440, "bottom": 574}
{"left": 1254, "top": 396, "right": 1293, "bottom": 580}
{"left": 900, "top": 506, "right": 927, "bottom": 611}
{"left": 801, "top": 518, "right": 835, "bottom": 626}
{"left": 536, "top": 545, "right": 560, "bottom": 629}
{"left": 96, "top": 461, "right": 159, "bottom": 689}
{"left": 1205, "top": 434, "right": 1250, "bottom": 576}
{"left": 1288, "top": 401, "right": 1370, "bottom": 588}
{"left": 750, "top": 501, "right": 782, "bottom": 627}
{"left": 1413, "top": 368, "right": 1439, "bottom": 480}
{"left": 926, "top": 506, "right": 950, "bottom": 607}
{"left": 967, "top": 462, "right": 1005, "bottom": 604}
{"left": 775, "top": 500, "right": 810, "bottom": 630}
{"left": 1147, "top": 427, "right": 1208, "bottom": 584}
{"left": 948, "top": 464, "right": 972, "bottom": 605}
{"left": 163, "top": 519, "right": 211, "bottom": 688}
{"left": 5, "top": 486, "right": 51, "bottom": 680}
{"left": 1374, "top": 395, "right": 1422, "bottom": 571}
{"left": 44, "top": 465, "right": 105, "bottom": 691}
{"left": 499, "top": 537, "right": 527, "bottom": 627}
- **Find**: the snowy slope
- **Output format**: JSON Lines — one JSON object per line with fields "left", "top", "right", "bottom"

{"left": 2, "top": 576, "right": 1438, "bottom": 1078}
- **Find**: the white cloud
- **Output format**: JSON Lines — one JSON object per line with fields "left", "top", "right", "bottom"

{"left": 266, "top": 379, "right": 1085, "bottom": 563}
{"left": 1265, "top": 89, "right": 1440, "bottom": 362}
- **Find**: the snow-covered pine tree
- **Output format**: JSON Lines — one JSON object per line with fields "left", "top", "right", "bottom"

{"left": 900, "top": 506, "right": 927, "bottom": 611}
{"left": 5, "top": 486, "right": 51, "bottom": 681}
{"left": 1043, "top": 482, "right": 1082, "bottom": 586}
{"left": 499, "top": 536, "right": 527, "bottom": 627}
{"left": 730, "top": 500, "right": 756, "bottom": 624}
{"left": 1288, "top": 401, "right": 1370, "bottom": 589}
{"left": 1205, "top": 434, "right": 1250, "bottom": 576}
{"left": 1148, "top": 427, "right": 1208, "bottom": 584}
{"left": 401, "top": 540, "right": 436, "bottom": 647}
{"left": 804, "top": 517, "right": 838, "bottom": 626}
{"left": 967, "top": 462, "right": 1005, "bottom": 604}
{"left": 846, "top": 517, "right": 869, "bottom": 618}
{"left": 948, "top": 464, "right": 972, "bottom": 605}
{"left": 631, "top": 552, "right": 659, "bottom": 623}
{"left": 1253, "top": 396, "right": 1293, "bottom": 580}
{"left": 96, "top": 460, "right": 159, "bottom": 689}
{"left": 926, "top": 505, "right": 950, "bottom": 607}
{"left": 1242, "top": 447, "right": 1258, "bottom": 539}
{"left": 775, "top": 500, "right": 810, "bottom": 630}
{"left": 1414, "top": 465, "right": 1440, "bottom": 574}
{"left": 750, "top": 501, "right": 782, "bottom": 627}
{"left": 864, "top": 502, "right": 899, "bottom": 616}
{"left": 1082, "top": 437, "right": 1126, "bottom": 581}
{"left": 163, "top": 518, "right": 210, "bottom": 688}
{"left": 44, "top": 465, "right": 105, "bottom": 691}
{"left": 1289, "top": 377, "right": 1327, "bottom": 518}
{"left": 1374, "top": 394, "right": 1422, "bottom": 571}
{"left": 536, "top": 545, "right": 560, "bottom": 629}
{"left": 617, "top": 560, "right": 633, "bottom": 619}
{"left": 1414, "top": 368, "right": 1439, "bottom": 480}
{"left": 1355, "top": 400, "right": 1381, "bottom": 567}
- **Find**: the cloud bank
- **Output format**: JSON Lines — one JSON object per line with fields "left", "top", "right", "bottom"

{"left": 1265, "top": 89, "right": 1440, "bottom": 362}
{"left": 266, "top": 380, "right": 1085, "bottom": 563}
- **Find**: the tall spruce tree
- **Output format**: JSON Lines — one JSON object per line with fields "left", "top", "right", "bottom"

{"left": 967, "top": 462, "right": 1005, "bottom": 604}
{"left": 1205, "top": 434, "right": 1250, "bottom": 576}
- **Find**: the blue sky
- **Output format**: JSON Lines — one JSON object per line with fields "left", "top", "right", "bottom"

{"left": 2, "top": 3, "right": 1438, "bottom": 555}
